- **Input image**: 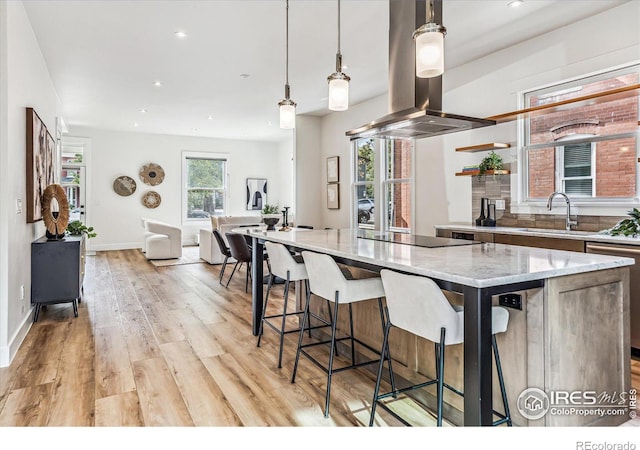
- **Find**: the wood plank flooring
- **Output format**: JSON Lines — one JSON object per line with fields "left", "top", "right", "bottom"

{"left": 0, "top": 248, "right": 638, "bottom": 429}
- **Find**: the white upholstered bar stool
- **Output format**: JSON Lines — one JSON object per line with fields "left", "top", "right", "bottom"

{"left": 257, "top": 242, "right": 334, "bottom": 368}
{"left": 370, "top": 269, "right": 512, "bottom": 427}
{"left": 292, "top": 251, "right": 396, "bottom": 418}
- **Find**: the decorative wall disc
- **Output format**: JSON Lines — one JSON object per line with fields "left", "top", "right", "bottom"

{"left": 42, "top": 183, "right": 70, "bottom": 239}
{"left": 142, "top": 191, "right": 161, "bottom": 209}
{"left": 113, "top": 175, "right": 137, "bottom": 196}
{"left": 139, "top": 163, "right": 165, "bottom": 186}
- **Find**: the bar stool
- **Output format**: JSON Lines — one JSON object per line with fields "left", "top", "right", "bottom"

{"left": 257, "top": 242, "right": 334, "bottom": 368}
{"left": 292, "top": 251, "right": 396, "bottom": 418}
{"left": 370, "top": 269, "right": 512, "bottom": 427}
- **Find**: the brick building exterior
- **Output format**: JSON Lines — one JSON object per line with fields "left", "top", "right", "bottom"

{"left": 527, "top": 73, "right": 638, "bottom": 199}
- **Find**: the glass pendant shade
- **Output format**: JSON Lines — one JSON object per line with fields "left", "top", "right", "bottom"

{"left": 279, "top": 101, "right": 296, "bottom": 129}
{"left": 415, "top": 29, "right": 444, "bottom": 78}
{"left": 328, "top": 76, "right": 349, "bottom": 111}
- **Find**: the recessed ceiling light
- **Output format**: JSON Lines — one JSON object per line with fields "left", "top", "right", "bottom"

{"left": 507, "top": 0, "right": 523, "bottom": 7}
{"left": 153, "top": 81, "right": 162, "bottom": 87}
{"left": 134, "top": 122, "right": 139, "bottom": 127}
{"left": 342, "top": 65, "right": 349, "bottom": 71}
{"left": 240, "top": 73, "right": 250, "bottom": 79}
{"left": 139, "top": 108, "right": 147, "bottom": 113}
{"left": 174, "top": 31, "right": 187, "bottom": 38}
{"left": 191, "top": 128, "right": 198, "bottom": 132}
{"left": 267, "top": 121, "right": 273, "bottom": 127}
{"left": 207, "top": 115, "right": 213, "bottom": 120}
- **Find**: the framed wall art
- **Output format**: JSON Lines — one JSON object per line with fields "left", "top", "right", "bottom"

{"left": 26, "top": 107, "right": 56, "bottom": 223}
{"left": 327, "top": 156, "right": 339, "bottom": 183}
{"left": 327, "top": 183, "right": 340, "bottom": 209}
{"left": 246, "top": 178, "right": 267, "bottom": 210}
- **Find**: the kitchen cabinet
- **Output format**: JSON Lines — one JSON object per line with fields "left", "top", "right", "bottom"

{"left": 31, "top": 235, "right": 85, "bottom": 322}
{"left": 586, "top": 242, "right": 640, "bottom": 352}
{"left": 493, "top": 233, "right": 585, "bottom": 252}
{"left": 455, "top": 142, "right": 510, "bottom": 153}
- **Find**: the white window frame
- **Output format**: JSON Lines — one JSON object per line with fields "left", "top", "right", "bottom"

{"left": 382, "top": 139, "right": 414, "bottom": 234}
{"left": 556, "top": 138, "right": 596, "bottom": 198}
{"left": 352, "top": 138, "right": 378, "bottom": 230}
{"left": 182, "top": 151, "right": 229, "bottom": 224}
{"left": 351, "top": 138, "right": 414, "bottom": 232}
{"left": 512, "top": 61, "right": 640, "bottom": 217}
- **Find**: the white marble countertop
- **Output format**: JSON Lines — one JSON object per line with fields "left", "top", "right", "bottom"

{"left": 235, "top": 228, "right": 634, "bottom": 289}
{"left": 435, "top": 223, "right": 640, "bottom": 246}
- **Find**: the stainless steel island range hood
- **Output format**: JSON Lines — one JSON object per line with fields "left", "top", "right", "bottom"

{"left": 346, "top": 0, "right": 495, "bottom": 140}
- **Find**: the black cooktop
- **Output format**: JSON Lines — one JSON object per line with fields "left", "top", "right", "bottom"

{"left": 357, "top": 230, "right": 480, "bottom": 248}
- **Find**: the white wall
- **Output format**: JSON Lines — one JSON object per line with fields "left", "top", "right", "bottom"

{"left": 317, "top": 1, "right": 640, "bottom": 236}
{"left": 68, "top": 126, "right": 290, "bottom": 250}
{"left": 294, "top": 116, "right": 323, "bottom": 228}
{"left": 0, "top": 1, "right": 61, "bottom": 366}
{"left": 275, "top": 135, "right": 294, "bottom": 213}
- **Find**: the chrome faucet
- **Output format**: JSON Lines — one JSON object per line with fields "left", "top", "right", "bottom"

{"left": 547, "top": 192, "right": 578, "bottom": 231}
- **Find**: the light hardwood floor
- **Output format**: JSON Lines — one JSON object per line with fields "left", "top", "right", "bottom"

{"left": 0, "top": 248, "right": 638, "bottom": 427}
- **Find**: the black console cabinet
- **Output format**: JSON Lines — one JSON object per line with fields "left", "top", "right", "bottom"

{"left": 31, "top": 235, "right": 85, "bottom": 322}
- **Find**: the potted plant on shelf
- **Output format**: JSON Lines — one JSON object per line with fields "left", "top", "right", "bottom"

{"left": 478, "top": 151, "right": 505, "bottom": 179}
{"left": 66, "top": 220, "right": 97, "bottom": 239}
{"left": 261, "top": 204, "right": 280, "bottom": 231}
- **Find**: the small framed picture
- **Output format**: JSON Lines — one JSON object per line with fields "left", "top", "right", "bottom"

{"left": 327, "top": 156, "right": 339, "bottom": 183}
{"left": 327, "top": 183, "right": 340, "bottom": 209}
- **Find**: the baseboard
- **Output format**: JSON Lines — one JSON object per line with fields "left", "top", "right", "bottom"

{"left": 90, "top": 242, "right": 143, "bottom": 252}
{"left": 0, "top": 307, "right": 33, "bottom": 368}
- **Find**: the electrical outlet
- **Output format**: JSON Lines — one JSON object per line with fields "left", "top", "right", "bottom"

{"left": 495, "top": 199, "right": 506, "bottom": 211}
{"left": 499, "top": 293, "right": 522, "bottom": 310}
{"left": 20, "top": 285, "right": 24, "bottom": 300}
{"left": 16, "top": 199, "right": 22, "bottom": 214}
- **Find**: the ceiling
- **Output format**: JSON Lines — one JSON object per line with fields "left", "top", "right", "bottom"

{"left": 22, "top": 0, "right": 629, "bottom": 143}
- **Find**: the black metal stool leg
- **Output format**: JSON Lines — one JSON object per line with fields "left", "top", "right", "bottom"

{"left": 219, "top": 256, "right": 229, "bottom": 284}
{"left": 348, "top": 303, "right": 356, "bottom": 365}
{"left": 436, "top": 328, "right": 446, "bottom": 427}
{"left": 493, "top": 334, "right": 512, "bottom": 426}
{"left": 291, "top": 285, "right": 312, "bottom": 383}
{"left": 324, "top": 291, "right": 341, "bottom": 418}
{"left": 225, "top": 261, "right": 240, "bottom": 288}
{"left": 377, "top": 298, "right": 396, "bottom": 393}
{"left": 257, "top": 273, "right": 274, "bottom": 348}
{"left": 369, "top": 316, "right": 392, "bottom": 426}
{"left": 277, "top": 272, "right": 291, "bottom": 368}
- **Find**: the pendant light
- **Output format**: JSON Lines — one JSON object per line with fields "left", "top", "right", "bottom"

{"left": 413, "top": 0, "right": 446, "bottom": 78}
{"left": 327, "top": 0, "right": 350, "bottom": 111}
{"left": 278, "top": 0, "right": 296, "bottom": 129}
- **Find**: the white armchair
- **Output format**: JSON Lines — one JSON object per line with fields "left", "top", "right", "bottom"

{"left": 145, "top": 220, "right": 182, "bottom": 260}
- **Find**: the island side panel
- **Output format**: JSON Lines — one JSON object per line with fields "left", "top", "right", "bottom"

{"left": 545, "top": 267, "right": 631, "bottom": 426}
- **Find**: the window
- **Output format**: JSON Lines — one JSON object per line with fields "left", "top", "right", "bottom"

{"left": 521, "top": 63, "right": 638, "bottom": 205}
{"left": 183, "top": 152, "right": 227, "bottom": 220}
{"left": 352, "top": 138, "right": 413, "bottom": 231}
{"left": 353, "top": 138, "right": 375, "bottom": 228}
{"left": 383, "top": 139, "right": 413, "bottom": 232}
{"left": 557, "top": 139, "right": 595, "bottom": 197}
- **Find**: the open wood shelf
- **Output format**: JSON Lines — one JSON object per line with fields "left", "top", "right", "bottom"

{"left": 455, "top": 142, "right": 511, "bottom": 153}
{"left": 455, "top": 170, "right": 510, "bottom": 177}
{"left": 485, "top": 83, "right": 640, "bottom": 124}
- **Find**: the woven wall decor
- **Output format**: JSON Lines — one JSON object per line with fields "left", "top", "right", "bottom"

{"left": 139, "top": 163, "right": 165, "bottom": 186}
{"left": 41, "top": 184, "right": 70, "bottom": 239}
{"left": 113, "top": 175, "right": 137, "bottom": 196}
{"left": 142, "top": 191, "right": 161, "bottom": 209}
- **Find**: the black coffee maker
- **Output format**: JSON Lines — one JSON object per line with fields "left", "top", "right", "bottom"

{"left": 476, "top": 198, "right": 496, "bottom": 227}
{"left": 475, "top": 198, "right": 489, "bottom": 226}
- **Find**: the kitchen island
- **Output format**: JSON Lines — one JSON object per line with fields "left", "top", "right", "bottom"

{"left": 236, "top": 227, "right": 634, "bottom": 427}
